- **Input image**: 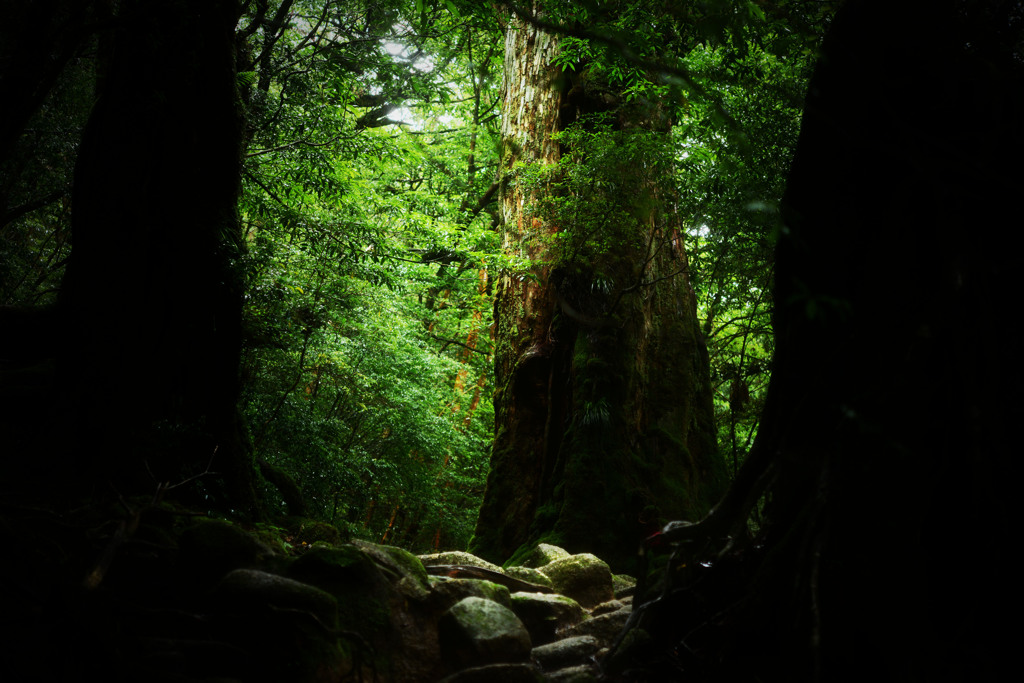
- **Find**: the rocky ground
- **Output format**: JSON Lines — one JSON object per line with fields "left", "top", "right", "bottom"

{"left": 420, "top": 544, "right": 636, "bottom": 682}
{"left": 1, "top": 510, "right": 641, "bottom": 682}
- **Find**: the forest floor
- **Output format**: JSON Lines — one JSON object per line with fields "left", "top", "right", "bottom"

{"left": 0, "top": 495, "right": 646, "bottom": 682}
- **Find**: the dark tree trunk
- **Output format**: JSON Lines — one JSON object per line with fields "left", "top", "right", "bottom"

{"left": 471, "top": 6, "right": 726, "bottom": 572}
{"left": 613, "top": 1, "right": 1021, "bottom": 680}
{"left": 56, "top": 0, "right": 258, "bottom": 512}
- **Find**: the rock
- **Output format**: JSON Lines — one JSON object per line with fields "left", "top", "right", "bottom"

{"left": 561, "top": 607, "right": 631, "bottom": 648}
{"left": 178, "top": 520, "right": 277, "bottom": 588}
{"left": 215, "top": 568, "right": 339, "bottom": 626}
{"left": 504, "top": 565, "right": 555, "bottom": 589}
{"left": 430, "top": 578, "right": 512, "bottom": 612}
{"left": 437, "top": 662, "right": 545, "bottom": 683}
{"left": 509, "top": 592, "right": 586, "bottom": 645}
{"left": 286, "top": 544, "right": 449, "bottom": 682}
{"left": 531, "top": 635, "right": 600, "bottom": 670}
{"left": 520, "top": 543, "right": 571, "bottom": 568}
{"left": 283, "top": 516, "right": 346, "bottom": 546}
{"left": 538, "top": 554, "right": 614, "bottom": 608}
{"left": 285, "top": 545, "right": 393, "bottom": 632}
{"left": 590, "top": 599, "right": 625, "bottom": 616}
{"left": 211, "top": 569, "right": 347, "bottom": 682}
{"left": 419, "top": 550, "right": 503, "bottom": 573}
{"left": 611, "top": 574, "right": 636, "bottom": 598}
{"left": 546, "top": 664, "right": 599, "bottom": 682}
{"left": 426, "top": 564, "right": 554, "bottom": 594}
{"left": 352, "top": 539, "right": 432, "bottom": 601}
{"left": 439, "top": 596, "right": 532, "bottom": 670}
{"left": 601, "top": 627, "right": 652, "bottom": 678}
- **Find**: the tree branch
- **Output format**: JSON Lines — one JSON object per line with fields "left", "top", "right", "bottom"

{"left": 429, "top": 332, "right": 491, "bottom": 356}
{"left": 0, "top": 189, "right": 66, "bottom": 232}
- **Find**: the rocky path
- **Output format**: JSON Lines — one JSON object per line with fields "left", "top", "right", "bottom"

{"left": 420, "top": 544, "right": 636, "bottom": 682}
{"left": 133, "top": 519, "right": 637, "bottom": 682}
{"left": 4, "top": 512, "right": 641, "bottom": 682}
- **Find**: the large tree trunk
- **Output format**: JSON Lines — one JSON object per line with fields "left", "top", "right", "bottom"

{"left": 57, "top": 0, "right": 258, "bottom": 512}
{"left": 471, "top": 6, "right": 726, "bottom": 571}
{"left": 612, "top": 1, "right": 1020, "bottom": 680}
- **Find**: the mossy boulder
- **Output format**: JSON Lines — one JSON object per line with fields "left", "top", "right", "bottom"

{"left": 561, "top": 606, "right": 632, "bottom": 647}
{"left": 503, "top": 565, "right": 555, "bottom": 589}
{"left": 215, "top": 568, "right": 339, "bottom": 627}
{"left": 286, "top": 545, "right": 393, "bottom": 633}
{"left": 509, "top": 592, "right": 586, "bottom": 645}
{"left": 287, "top": 545, "right": 383, "bottom": 592}
{"left": 611, "top": 574, "right": 637, "bottom": 598}
{"left": 287, "top": 543, "right": 448, "bottom": 682}
{"left": 519, "top": 543, "right": 571, "bottom": 568}
{"left": 284, "top": 516, "right": 346, "bottom": 546}
{"left": 211, "top": 569, "right": 348, "bottom": 682}
{"left": 353, "top": 539, "right": 432, "bottom": 601}
{"left": 531, "top": 635, "right": 600, "bottom": 671}
{"left": 430, "top": 578, "right": 512, "bottom": 612}
{"left": 178, "top": 519, "right": 277, "bottom": 588}
{"left": 591, "top": 599, "right": 626, "bottom": 616}
{"left": 544, "top": 663, "right": 599, "bottom": 682}
{"left": 538, "top": 554, "right": 614, "bottom": 608}
{"left": 439, "top": 596, "right": 532, "bottom": 669}
{"left": 419, "top": 550, "right": 503, "bottom": 573}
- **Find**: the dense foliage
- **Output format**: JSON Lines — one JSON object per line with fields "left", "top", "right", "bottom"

{"left": 234, "top": 0, "right": 503, "bottom": 548}
{"left": 1, "top": 0, "right": 829, "bottom": 549}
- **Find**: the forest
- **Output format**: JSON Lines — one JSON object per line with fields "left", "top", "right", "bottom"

{"left": 0, "top": 0, "right": 1018, "bottom": 681}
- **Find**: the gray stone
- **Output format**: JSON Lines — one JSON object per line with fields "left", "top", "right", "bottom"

{"left": 419, "top": 550, "right": 503, "bottom": 573}
{"left": 531, "top": 635, "right": 600, "bottom": 670}
{"left": 591, "top": 599, "right": 625, "bottom": 616}
{"left": 439, "top": 596, "right": 532, "bottom": 669}
{"left": 437, "top": 662, "right": 545, "bottom": 683}
{"left": 538, "top": 554, "right": 614, "bottom": 608}
{"left": 520, "top": 543, "right": 572, "bottom": 568}
{"left": 510, "top": 591, "right": 586, "bottom": 645}
{"left": 561, "top": 607, "right": 632, "bottom": 647}
{"left": 546, "top": 664, "right": 599, "bottom": 682}
{"left": 504, "top": 565, "right": 555, "bottom": 589}
{"left": 430, "top": 578, "right": 513, "bottom": 611}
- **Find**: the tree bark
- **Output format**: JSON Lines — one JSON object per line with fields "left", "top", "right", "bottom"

{"left": 471, "top": 6, "right": 726, "bottom": 571}
{"left": 611, "top": 1, "right": 1021, "bottom": 679}
{"left": 58, "top": 0, "right": 259, "bottom": 512}
{"left": 470, "top": 8, "right": 565, "bottom": 564}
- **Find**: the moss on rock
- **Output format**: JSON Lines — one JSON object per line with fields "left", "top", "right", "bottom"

{"left": 439, "top": 596, "right": 533, "bottom": 669}
{"left": 518, "top": 543, "right": 572, "bottom": 568}
{"left": 503, "top": 565, "right": 555, "bottom": 589}
{"left": 286, "top": 545, "right": 392, "bottom": 632}
{"left": 420, "top": 550, "right": 504, "bottom": 573}
{"left": 354, "top": 539, "right": 432, "bottom": 600}
{"left": 509, "top": 591, "right": 586, "bottom": 645}
{"left": 538, "top": 554, "right": 614, "bottom": 608}
{"left": 178, "top": 519, "right": 277, "bottom": 588}
{"left": 430, "top": 578, "right": 513, "bottom": 612}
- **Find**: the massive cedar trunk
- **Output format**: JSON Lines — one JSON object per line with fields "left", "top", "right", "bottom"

{"left": 471, "top": 6, "right": 726, "bottom": 570}
{"left": 56, "top": 0, "right": 258, "bottom": 511}
{"left": 612, "top": 1, "right": 1020, "bottom": 680}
